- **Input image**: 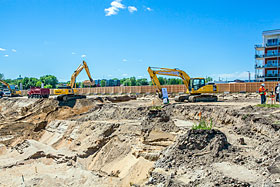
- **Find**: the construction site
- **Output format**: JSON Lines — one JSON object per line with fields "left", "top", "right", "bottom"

{"left": 1, "top": 60, "right": 280, "bottom": 186}
{"left": 2, "top": 1, "right": 280, "bottom": 186}
{"left": 0, "top": 91, "right": 280, "bottom": 186}
{"left": 1, "top": 52, "right": 280, "bottom": 187}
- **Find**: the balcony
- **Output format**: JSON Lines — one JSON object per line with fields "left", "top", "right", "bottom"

{"left": 255, "top": 53, "right": 280, "bottom": 59}
{"left": 256, "top": 75, "right": 264, "bottom": 78}
{"left": 255, "top": 64, "right": 264, "bottom": 69}
{"left": 255, "top": 43, "right": 280, "bottom": 48}
{"left": 264, "top": 64, "right": 280, "bottom": 68}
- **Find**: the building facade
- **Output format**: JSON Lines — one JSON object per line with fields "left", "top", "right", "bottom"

{"left": 255, "top": 29, "right": 280, "bottom": 82}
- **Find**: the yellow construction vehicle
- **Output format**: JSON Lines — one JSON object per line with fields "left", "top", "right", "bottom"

{"left": 147, "top": 67, "right": 218, "bottom": 102}
{"left": 0, "top": 79, "right": 21, "bottom": 97}
{"left": 54, "top": 60, "right": 94, "bottom": 101}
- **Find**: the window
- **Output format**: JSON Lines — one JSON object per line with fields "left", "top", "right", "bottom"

{"left": 267, "top": 70, "right": 278, "bottom": 77}
{"left": 266, "top": 60, "right": 278, "bottom": 67}
{"left": 267, "top": 50, "right": 278, "bottom": 56}
{"left": 190, "top": 79, "right": 205, "bottom": 90}
{"left": 267, "top": 38, "right": 278, "bottom": 46}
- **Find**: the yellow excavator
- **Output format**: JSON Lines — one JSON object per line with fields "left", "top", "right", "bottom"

{"left": 54, "top": 60, "right": 94, "bottom": 101}
{"left": 147, "top": 67, "right": 218, "bottom": 102}
{"left": 0, "top": 79, "right": 21, "bottom": 97}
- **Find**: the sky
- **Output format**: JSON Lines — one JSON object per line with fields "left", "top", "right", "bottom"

{"left": 1, "top": 0, "right": 280, "bottom": 82}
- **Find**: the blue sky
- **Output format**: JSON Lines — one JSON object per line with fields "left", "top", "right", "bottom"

{"left": 1, "top": 0, "right": 280, "bottom": 82}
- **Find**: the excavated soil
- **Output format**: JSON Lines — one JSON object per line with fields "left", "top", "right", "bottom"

{"left": 0, "top": 93, "right": 280, "bottom": 186}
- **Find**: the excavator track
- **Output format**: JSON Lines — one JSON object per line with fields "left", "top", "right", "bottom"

{"left": 56, "top": 94, "right": 86, "bottom": 101}
{"left": 175, "top": 94, "right": 218, "bottom": 102}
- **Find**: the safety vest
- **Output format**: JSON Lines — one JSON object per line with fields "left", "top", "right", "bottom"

{"left": 259, "top": 87, "right": 266, "bottom": 95}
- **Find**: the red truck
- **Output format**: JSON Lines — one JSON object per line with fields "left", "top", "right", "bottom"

{"left": 28, "top": 87, "right": 50, "bottom": 98}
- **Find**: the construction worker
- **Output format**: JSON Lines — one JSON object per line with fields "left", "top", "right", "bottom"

{"left": 259, "top": 83, "right": 266, "bottom": 104}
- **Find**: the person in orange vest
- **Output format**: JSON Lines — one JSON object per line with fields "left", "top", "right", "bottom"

{"left": 259, "top": 83, "right": 267, "bottom": 104}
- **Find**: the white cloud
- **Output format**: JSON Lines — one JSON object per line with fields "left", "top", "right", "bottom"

{"left": 128, "top": 6, "right": 137, "bottom": 13}
{"left": 212, "top": 71, "right": 255, "bottom": 81}
{"left": 105, "top": 0, "right": 125, "bottom": 16}
{"left": 137, "top": 75, "right": 143, "bottom": 78}
{"left": 122, "top": 73, "right": 128, "bottom": 76}
{"left": 122, "top": 58, "right": 128, "bottom": 62}
{"left": 0, "top": 48, "right": 6, "bottom": 51}
{"left": 81, "top": 54, "right": 86, "bottom": 58}
{"left": 11, "top": 49, "right": 16, "bottom": 52}
{"left": 146, "top": 7, "right": 152, "bottom": 11}
{"left": 72, "top": 52, "right": 76, "bottom": 55}
{"left": 4, "top": 55, "right": 8, "bottom": 57}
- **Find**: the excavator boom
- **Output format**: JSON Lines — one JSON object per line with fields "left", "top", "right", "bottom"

{"left": 70, "top": 61, "right": 94, "bottom": 88}
{"left": 148, "top": 67, "right": 191, "bottom": 93}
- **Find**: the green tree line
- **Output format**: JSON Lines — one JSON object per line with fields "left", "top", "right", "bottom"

{"left": 1, "top": 74, "right": 58, "bottom": 89}
{"left": 0, "top": 73, "right": 213, "bottom": 89}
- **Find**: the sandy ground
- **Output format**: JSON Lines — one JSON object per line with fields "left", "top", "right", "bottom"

{"left": 0, "top": 93, "right": 280, "bottom": 186}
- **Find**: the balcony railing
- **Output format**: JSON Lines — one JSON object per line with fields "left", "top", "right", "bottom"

{"left": 255, "top": 64, "right": 264, "bottom": 68}
{"left": 255, "top": 43, "right": 280, "bottom": 48}
{"left": 255, "top": 53, "right": 280, "bottom": 58}
{"left": 256, "top": 74, "right": 280, "bottom": 78}
{"left": 264, "top": 64, "right": 280, "bottom": 68}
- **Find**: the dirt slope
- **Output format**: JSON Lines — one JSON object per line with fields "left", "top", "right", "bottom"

{"left": 0, "top": 94, "right": 280, "bottom": 186}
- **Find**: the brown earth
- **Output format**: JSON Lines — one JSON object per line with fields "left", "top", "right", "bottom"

{"left": 0, "top": 93, "right": 280, "bottom": 186}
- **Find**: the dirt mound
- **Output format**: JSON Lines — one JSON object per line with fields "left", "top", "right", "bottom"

{"left": 141, "top": 109, "right": 180, "bottom": 135}
{"left": 105, "top": 95, "right": 136, "bottom": 103}
{"left": 155, "top": 129, "right": 231, "bottom": 170}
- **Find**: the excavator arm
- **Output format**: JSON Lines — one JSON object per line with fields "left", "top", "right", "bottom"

{"left": 0, "top": 80, "right": 12, "bottom": 91}
{"left": 147, "top": 67, "right": 191, "bottom": 94}
{"left": 69, "top": 60, "right": 94, "bottom": 88}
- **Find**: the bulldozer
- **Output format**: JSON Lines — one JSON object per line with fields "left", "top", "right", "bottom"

{"left": 147, "top": 67, "right": 218, "bottom": 102}
{"left": 54, "top": 60, "right": 94, "bottom": 101}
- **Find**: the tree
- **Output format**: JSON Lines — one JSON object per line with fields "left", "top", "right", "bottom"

{"left": 40, "top": 75, "right": 58, "bottom": 88}
{"left": 206, "top": 77, "right": 213, "bottom": 83}
{"left": 0, "top": 73, "right": 4, "bottom": 80}
{"left": 130, "top": 77, "right": 136, "bottom": 86}
{"left": 123, "top": 79, "right": 131, "bottom": 86}
{"left": 158, "top": 77, "right": 165, "bottom": 85}
{"left": 36, "top": 81, "right": 42, "bottom": 88}
{"left": 137, "top": 78, "right": 148, "bottom": 86}
{"left": 100, "top": 80, "right": 106, "bottom": 87}
{"left": 44, "top": 84, "right": 52, "bottom": 88}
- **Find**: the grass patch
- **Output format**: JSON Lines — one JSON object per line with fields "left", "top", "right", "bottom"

{"left": 149, "top": 105, "right": 162, "bottom": 111}
{"left": 256, "top": 104, "right": 280, "bottom": 108}
{"left": 192, "top": 118, "right": 213, "bottom": 130}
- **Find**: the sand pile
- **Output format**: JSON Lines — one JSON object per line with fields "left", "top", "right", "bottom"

{"left": 155, "top": 129, "right": 231, "bottom": 170}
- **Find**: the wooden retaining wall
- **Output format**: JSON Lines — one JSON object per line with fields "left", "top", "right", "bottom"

{"left": 20, "top": 82, "right": 280, "bottom": 96}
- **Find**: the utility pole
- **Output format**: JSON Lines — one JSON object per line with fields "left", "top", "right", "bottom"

{"left": 247, "top": 71, "right": 251, "bottom": 82}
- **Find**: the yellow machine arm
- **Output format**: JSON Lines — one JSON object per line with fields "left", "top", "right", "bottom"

{"left": 0, "top": 79, "right": 12, "bottom": 91}
{"left": 69, "top": 60, "right": 94, "bottom": 88}
{"left": 147, "top": 67, "right": 191, "bottom": 93}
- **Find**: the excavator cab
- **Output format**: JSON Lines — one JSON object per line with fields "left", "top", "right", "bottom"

{"left": 189, "top": 78, "right": 206, "bottom": 91}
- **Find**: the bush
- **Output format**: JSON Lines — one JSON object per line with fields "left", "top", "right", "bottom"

{"left": 192, "top": 118, "right": 213, "bottom": 130}
{"left": 256, "top": 104, "right": 280, "bottom": 108}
